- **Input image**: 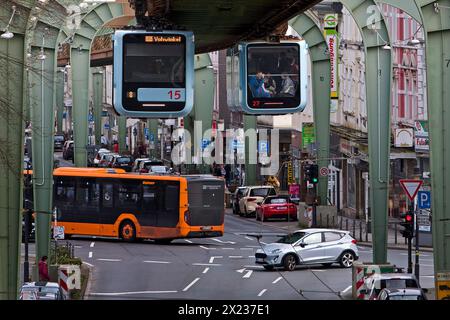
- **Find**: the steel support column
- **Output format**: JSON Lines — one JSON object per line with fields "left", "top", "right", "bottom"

{"left": 184, "top": 54, "right": 214, "bottom": 174}
{"left": 30, "top": 44, "right": 56, "bottom": 268}
{"left": 290, "top": 13, "right": 331, "bottom": 205}
{"left": 244, "top": 115, "right": 257, "bottom": 185}
{"left": 147, "top": 119, "right": 159, "bottom": 159}
{"left": 55, "top": 70, "right": 64, "bottom": 135}
{"left": 341, "top": 0, "right": 392, "bottom": 264}
{"left": 416, "top": 0, "right": 450, "bottom": 284}
{"left": 92, "top": 68, "right": 103, "bottom": 147}
{"left": 70, "top": 48, "right": 89, "bottom": 167}
{"left": 0, "top": 32, "right": 25, "bottom": 300}
{"left": 118, "top": 116, "right": 127, "bottom": 154}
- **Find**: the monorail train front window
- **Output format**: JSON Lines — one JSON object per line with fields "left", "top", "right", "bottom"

{"left": 124, "top": 39, "right": 186, "bottom": 88}
{"left": 247, "top": 45, "right": 299, "bottom": 99}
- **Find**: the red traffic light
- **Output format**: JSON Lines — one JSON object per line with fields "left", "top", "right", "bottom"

{"left": 405, "top": 214, "right": 413, "bottom": 222}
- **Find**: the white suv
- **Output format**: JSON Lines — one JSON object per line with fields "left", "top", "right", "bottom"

{"left": 239, "top": 186, "right": 276, "bottom": 217}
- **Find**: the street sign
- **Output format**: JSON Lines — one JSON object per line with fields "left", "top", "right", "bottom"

{"left": 53, "top": 226, "right": 65, "bottom": 240}
{"left": 399, "top": 179, "right": 423, "bottom": 201}
{"left": 320, "top": 167, "right": 329, "bottom": 177}
{"left": 324, "top": 13, "right": 338, "bottom": 29}
{"left": 418, "top": 191, "right": 431, "bottom": 209}
{"left": 258, "top": 140, "right": 269, "bottom": 154}
{"left": 144, "top": 128, "right": 149, "bottom": 139}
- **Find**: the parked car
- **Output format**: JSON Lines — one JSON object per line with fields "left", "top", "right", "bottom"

{"left": 239, "top": 186, "right": 277, "bottom": 217}
{"left": 62, "top": 141, "right": 74, "bottom": 161}
{"left": 256, "top": 195, "right": 297, "bottom": 221}
{"left": 232, "top": 187, "right": 248, "bottom": 215}
{"left": 138, "top": 159, "right": 165, "bottom": 173}
{"left": 132, "top": 157, "right": 150, "bottom": 172}
{"left": 19, "top": 282, "right": 66, "bottom": 300}
{"left": 98, "top": 153, "right": 118, "bottom": 167}
{"left": 54, "top": 135, "right": 65, "bottom": 151}
{"left": 93, "top": 148, "right": 111, "bottom": 167}
{"left": 255, "top": 228, "right": 359, "bottom": 271}
{"left": 111, "top": 155, "right": 134, "bottom": 172}
{"left": 62, "top": 140, "right": 73, "bottom": 155}
{"left": 361, "top": 273, "right": 420, "bottom": 300}
{"left": 377, "top": 288, "right": 427, "bottom": 300}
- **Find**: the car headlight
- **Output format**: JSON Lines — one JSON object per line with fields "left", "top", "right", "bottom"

{"left": 271, "top": 249, "right": 282, "bottom": 254}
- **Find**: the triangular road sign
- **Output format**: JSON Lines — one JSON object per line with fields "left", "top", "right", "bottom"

{"left": 399, "top": 179, "right": 423, "bottom": 201}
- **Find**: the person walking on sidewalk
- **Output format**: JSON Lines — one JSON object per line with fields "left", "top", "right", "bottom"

{"left": 38, "top": 256, "right": 50, "bottom": 281}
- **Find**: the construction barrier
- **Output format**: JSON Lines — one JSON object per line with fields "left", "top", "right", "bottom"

{"left": 352, "top": 262, "right": 395, "bottom": 300}
{"left": 58, "top": 264, "right": 81, "bottom": 299}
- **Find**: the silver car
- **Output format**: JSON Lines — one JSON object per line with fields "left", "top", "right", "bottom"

{"left": 255, "top": 228, "right": 359, "bottom": 271}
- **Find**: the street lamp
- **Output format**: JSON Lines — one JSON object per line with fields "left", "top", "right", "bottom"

{"left": 1, "top": 5, "right": 17, "bottom": 40}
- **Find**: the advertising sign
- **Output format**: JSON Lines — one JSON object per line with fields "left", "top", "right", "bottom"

{"left": 394, "top": 128, "right": 414, "bottom": 148}
{"left": 414, "top": 121, "right": 429, "bottom": 152}
{"left": 302, "top": 123, "right": 315, "bottom": 149}
{"left": 325, "top": 29, "right": 339, "bottom": 98}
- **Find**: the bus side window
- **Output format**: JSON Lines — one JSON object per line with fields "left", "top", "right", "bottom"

{"left": 102, "top": 183, "right": 113, "bottom": 208}
{"left": 165, "top": 185, "right": 179, "bottom": 211}
{"left": 55, "top": 177, "right": 76, "bottom": 203}
{"left": 77, "top": 179, "right": 100, "bottom": 208}
{"left": 118, "top": 180, "right": 141, "bottom": 208}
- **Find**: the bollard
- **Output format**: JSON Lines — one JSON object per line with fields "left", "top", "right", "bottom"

{"left": 359, "top": 220, "right": 362, "bottom": 241}
{"left": 365, "top": 222, "right": 369, "bottom": 242}
{"left": 394, "top": 223, "right": 397, "bottom": 245}
{"left": 353, "top": 220, "right": 356, "bottom": 238}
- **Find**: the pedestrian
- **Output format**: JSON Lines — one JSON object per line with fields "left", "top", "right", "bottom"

{"left": 113, "top": 140, "right": 119, "bottom": 153}
{"left": 38, "top": 256, "right": 50, "bottom": 281}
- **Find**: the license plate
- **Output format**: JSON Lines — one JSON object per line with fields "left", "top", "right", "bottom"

{"left": 277, "top": 206, "right": 287, "bottom": 210}
{"left": 256, "top": 258, "right": 264, "bottom": 262}
{"left": 201, "top": 226, "right": 212, "bottom": 231}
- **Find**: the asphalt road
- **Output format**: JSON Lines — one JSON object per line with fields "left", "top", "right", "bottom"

{"left": 47, "top": 211, "right": 434, "bottom": 300}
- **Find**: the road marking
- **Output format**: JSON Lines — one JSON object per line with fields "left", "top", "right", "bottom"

{"left": 90, "top": 242, "right": 95, "bottom": 248}
{"left": 184, "top": 239, "right": 193, "bottom": 244}
{"left": 272, "top": 277, "right": 282, "bottom": 284}
{"left": 202, "top": 268, "right": 209, "bottom": 274}
{"left": 248, "top": 255, "right": 255, "bottom": 258}
{"left": 236, "top": 268, "right": 246, "bottom": 273}
{"left": 260, "top": 242, "right": 267, "bottom": 245}
{"left": 74, "top": 246, "right": 83, "bottom": 249}
{"left": 244, "top": 265, "right": 264, "bottom": 270}
{"left": 243, "top": 270, "right": 253, "bottom": 278}
{"left": 420, "top": 264, "right": 434, "bottom": 267}
{"left": 88, "top": 251, "right": 93, "bottom": 258}
{"left": 222, "top": 248, "right": 234, "bottom": 250}
{"left": 199, "top": 245, "right": 216, "bottom": 250}
{"left": 82, "top": 262, "right": 94, "bottom": 267}
{"left": 183, "top": 278, "right": 200, "bottom": 292}
{"left": 192, "top": 263, "right": 222, "bottom": 267}
{"left": 229, "top": 256, "right": 244, "bottom": 259}
{"left": 246, "top": 245, "right": 261, "bottom": 248}
{"left": 97, "top": 258, "right": 122, "bottom": 262}
{"left": 311, "top": 269, "right": 326, "bottom": 272}
{"left": 257, "top": 289, "right": 267, "bottom": 297}
{"left": 90, "top": 290, "right": 177, "bottom": 296}
{"left": 245, "top": 236, "right": 255, "bottom": 241}
{"left": 421, "top": 275, "right": 435, "bottom": 278}
{"left": 143, "top": 260, "right": 171, "bottom": 264}
{"left": 240, "top": 248, "right": 254, "bottom": 251}
{"left": 340, "top": 286, "right": 352, "bottom": 296}
{"left": 212, "top": 238, "right": 236, "bottom": 245}
{"left": 209, "top": 256, "right": 223, "bottom": 263}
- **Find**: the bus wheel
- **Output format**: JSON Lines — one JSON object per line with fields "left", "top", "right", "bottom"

{"left": 120, "top": 220, "right": 136, "bottom": 242}
{"left": 154, "top": 239, "right": 173, "bottom": 245}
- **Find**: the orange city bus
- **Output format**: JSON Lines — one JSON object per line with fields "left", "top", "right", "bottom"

{"left": 27, "top": 167, "right": 225, "bottom": 243}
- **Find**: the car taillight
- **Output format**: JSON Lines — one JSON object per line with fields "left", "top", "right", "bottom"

{"left": 184, "top": 210, "right": 190, "bottom": 224}
{"left": 247, "top": 197, "right": 257, "bottom": 201}
{"left": 352, "top": 239, "right": 357, "bottom": 244}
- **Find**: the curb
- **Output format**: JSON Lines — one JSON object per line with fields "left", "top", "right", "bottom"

{"left": 82, "top": 262, "right": 94, "bottom": 300}
{"left": 357, "top": 242, "right": 434, "bottom": 253}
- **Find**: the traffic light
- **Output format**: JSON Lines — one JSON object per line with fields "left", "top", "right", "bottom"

{"left": 304, "top": 164, "right": 319, "bottom": 185}
{"left": 400, "top": 212, "right": 415, "bottom": 238}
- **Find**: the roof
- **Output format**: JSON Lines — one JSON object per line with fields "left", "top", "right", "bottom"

{"left": 381, "top": 288, "right": 424, "bottom": 295}
{"left": 297, "top": 228, "right": 351, "bottom": 234}
{"left": 22, "top": 281, "right": 59, "bottom": 288}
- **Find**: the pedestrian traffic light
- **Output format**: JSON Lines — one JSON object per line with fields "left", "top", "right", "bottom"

{"left": 400, "top": 212, "right": 414, "bottom": 238}
{"left": 304, "top": 164, "right": 319, "bottom": 185}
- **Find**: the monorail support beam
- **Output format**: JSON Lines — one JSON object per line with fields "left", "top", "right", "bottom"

{"left": 341, "top": 0, "right": 392, "bottom": 264}
{"left": 118, "top": 116, "right": 127, "bottom": 154}
{"left": 56, "top": 69, "right": 64, "bottom": 135}
{"left": 244, "top": 115, "right": 257, "bottom": 185}
{"left": 290, "top": 13, "right": 331, "bottom": 206}
{"left": 0, "top": 21, "right": 25, "bottom": 300}
{"left": 415, "top": 0, "right": 450, "bottom": 289}
{"left": 147, "top": 119, "right": 159, "bottom": 159}
{"left": 92, "top": 68, "right": 104, "bottom": 147}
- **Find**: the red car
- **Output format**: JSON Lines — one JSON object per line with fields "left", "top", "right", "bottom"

{"left": 256, "top": 196, "right": 297, "bottom": 222}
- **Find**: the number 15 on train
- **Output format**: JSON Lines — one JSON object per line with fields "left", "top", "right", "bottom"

{"left": 113, "top": 30, "right": 195, "bottom": 118}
